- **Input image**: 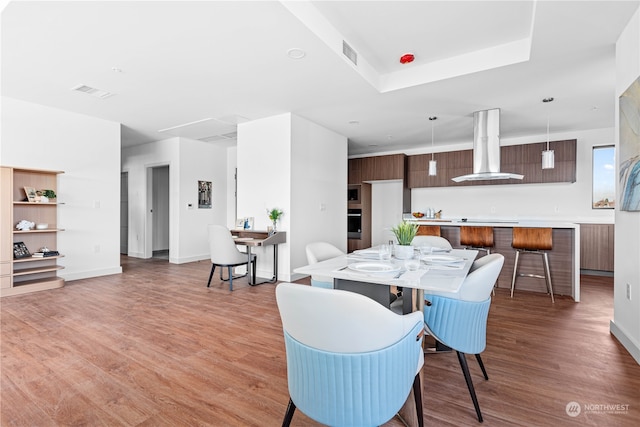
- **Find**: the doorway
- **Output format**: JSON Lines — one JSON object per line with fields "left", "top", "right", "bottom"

{"left": 120, "top": 172, "right": 128, "bottom": 255}
{"left": 148, "top": 165, "right": 170, "bottom": 260}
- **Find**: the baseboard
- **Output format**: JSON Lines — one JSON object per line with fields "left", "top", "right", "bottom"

{"left": 62, "top": 266, "right": 123, "bottom": 281}
{"left": 610, "top": 320, "right": 640, "bottom": 365}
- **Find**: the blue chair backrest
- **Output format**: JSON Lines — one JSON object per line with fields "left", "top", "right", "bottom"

{"left": 423, "top": 296, "right": 490, "bottom": 354}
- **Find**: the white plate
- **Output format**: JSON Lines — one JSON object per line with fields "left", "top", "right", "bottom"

{"left": 352, "top": 249, "right": 381, "bottom": 259}
{"left": 421, "top": 255, "right": 464, "bottom": 264}
{"left": 348, "top": 262, "right": 401, "bottom": 274}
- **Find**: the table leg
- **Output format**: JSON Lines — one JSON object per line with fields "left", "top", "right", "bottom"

{"left": 246, "top": 246, "right": 253, "bottom": 285}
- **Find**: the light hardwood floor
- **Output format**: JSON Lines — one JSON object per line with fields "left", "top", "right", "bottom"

{"left": 1, "top": 256, "right": 638, "bottom": 426}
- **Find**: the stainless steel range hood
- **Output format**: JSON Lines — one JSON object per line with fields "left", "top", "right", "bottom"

{"left": 451, "top": 108, "right": 523, "bottom": 182}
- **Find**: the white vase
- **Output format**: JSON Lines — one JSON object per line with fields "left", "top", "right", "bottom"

{"left": 394, "top": 245, "right": 414, "bottom": 260}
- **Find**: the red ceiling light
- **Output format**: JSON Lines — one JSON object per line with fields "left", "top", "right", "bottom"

{"left": 400, "top": 53, "right": 415, "bottom": 64}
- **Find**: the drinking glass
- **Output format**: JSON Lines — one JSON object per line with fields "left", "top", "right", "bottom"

{"left": 379, "top": 244, "right": 391, "bottom": 261}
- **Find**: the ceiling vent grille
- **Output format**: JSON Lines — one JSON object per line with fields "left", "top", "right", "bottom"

{"left": 71, "top": 84, "right": 114, "bottom": 99}
{"left": 342, "top": 40, "right": 358, "bottom": 65}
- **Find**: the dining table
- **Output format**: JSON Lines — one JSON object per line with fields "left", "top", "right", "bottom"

{"left": 294, "top": 246, "right": 479, "bottom": 314}
{"left": 294, "top": 246, "right": 479, "bottom": 427}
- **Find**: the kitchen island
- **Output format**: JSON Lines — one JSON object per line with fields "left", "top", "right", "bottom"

{"left": 407, "top": 219, "right": 581, "bottom": 301}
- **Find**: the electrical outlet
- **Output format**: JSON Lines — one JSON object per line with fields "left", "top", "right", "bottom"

{"left": 627, "top": 283, "right": 631, "bottom": 300}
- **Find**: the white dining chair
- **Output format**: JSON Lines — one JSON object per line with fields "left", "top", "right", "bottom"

{"left": 207, "top": 224, "right": 256, "bottom": 291}
{"left": 411, "top": 235, "right": 453, "bottom": 250}
{"left": 305, "top": 242, "right": 344, "bottom": 288}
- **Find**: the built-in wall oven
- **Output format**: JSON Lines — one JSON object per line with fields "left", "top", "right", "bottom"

{"left": 347, "top": 208, "right": 362, "bottom": 239}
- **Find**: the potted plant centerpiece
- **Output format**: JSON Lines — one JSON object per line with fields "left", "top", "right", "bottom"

{"left": 391, "top": 220, "right": 419, "bottom": 259}
{"left": 267, "top": 208, "right": 283, "bottom": 234}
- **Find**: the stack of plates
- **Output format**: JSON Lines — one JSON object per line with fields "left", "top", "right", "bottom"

{"left": 421, "top": 255, "right": 465, "bottom": 268}
{"left": 347, "top": 262, "right": 401, "bottom": 275}
{"left": 352, "top": 249, "right": 381, "bottom": 259}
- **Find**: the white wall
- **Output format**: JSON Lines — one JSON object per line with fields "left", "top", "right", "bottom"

{"left": 121, "top": 136, "right": 227, "bottom": 264}
{"left": 1, "top": 96, "right": 122, "bottom": 280}
{"left": 408, "top": 127, "right": 616, "bottom": 223}
{"left": 613, "top": 8, "right": 640, "bottom": 364}
{"left": 290, "top": 114, "right": 348, "bottom": 272}
{"left": 371, "top": 180, "right": 404, "bottom": 246}
{"left": 237, "top": 113, "right": 347, "bottom": 282}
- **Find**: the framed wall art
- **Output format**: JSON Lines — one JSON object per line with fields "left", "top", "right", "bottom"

{"left": 619, "top": 75, "right": 640, "bottom": 211}
{"left": 23, "top": 186, "right": 37, "bottom": 203}
{"left": 198, "top": 180, "right": 212, "bottom": 209}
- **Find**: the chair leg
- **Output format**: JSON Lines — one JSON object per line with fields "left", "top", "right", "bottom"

{"left": 457, "top": 351, "right": 483, "bottom": 423}
{"left": 228, "top": 266, "right": 233, "bottom": 291}
{"left": 413, "top": 374, "right": 424, "bottom": 427}
{"left": 510, "top": 250, "right": 520, "bottom": 298}
{"left": 282, "top": 398, "right": 296, "bottom": 427}
{"left": 207, "top": 265, "right": 216, "bottom": 287}
{"left": 543, "top": 252, "right": 555, "bottom": 303}
{"left": 475, "top": 354, "right": 489, "bottom": 380}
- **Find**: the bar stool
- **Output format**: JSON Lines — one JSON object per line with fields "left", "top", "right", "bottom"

{"left": 460, "top": 226, "right": 494, "bottom": 254}
{"left": 510, "top": 227, "right": 555, "bottom": 303}
{"left": 417, "top": 225, "right": 441, "bottom": 236}
{"left": 460, "top": 226, "right": 495, "bottom": 295}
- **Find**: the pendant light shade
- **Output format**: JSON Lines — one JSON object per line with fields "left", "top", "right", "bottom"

{"left": 542, "top": 98, "right": 555, "bottom": 169}
{"left": 429, "top": 116, "right": 437, "bottom": 176}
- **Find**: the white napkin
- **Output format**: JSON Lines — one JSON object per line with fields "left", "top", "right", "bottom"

{"left": 426, "top": 263, "right": 464, "bottom": 270}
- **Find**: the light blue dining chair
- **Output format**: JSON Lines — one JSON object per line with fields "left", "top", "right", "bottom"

{"left": 276, "top": 282, "right": 425, "bottom": 427}
{"left": 423, "top": 253, "right": 504, "bottom": 423}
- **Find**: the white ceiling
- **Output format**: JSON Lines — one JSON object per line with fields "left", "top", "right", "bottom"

{"left": 2, "top": 1, "right": 639, "bottom": 156}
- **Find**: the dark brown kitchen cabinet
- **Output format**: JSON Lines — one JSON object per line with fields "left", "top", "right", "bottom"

{"left": 348, "top": 154, "right": 406, "bottom": 183}
{"left": 407, "top": 139, "right": 576, "bottom": 188}
{"left": 580, "top": 224, "right": 614, "bottom": 272}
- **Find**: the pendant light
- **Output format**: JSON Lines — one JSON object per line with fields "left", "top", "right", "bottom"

{"left": 429, "top": 116, "right": 437, "bottom": 176}
{"left": 542, "top": 97, "right": 555, "bottom": 169}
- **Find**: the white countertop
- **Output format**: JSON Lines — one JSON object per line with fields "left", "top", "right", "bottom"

{"left": 406, "top": 218, "right": 580, "bottom": 229}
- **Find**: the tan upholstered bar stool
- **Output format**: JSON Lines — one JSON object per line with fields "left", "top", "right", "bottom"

{"left": 460, "top": 226, "right": 494, "bottom": 255}
{"left": 510, "top": 227, "right": 555, "bottom": 303}
{"left": 416, "top": 225, "right": 441, "bottom": 236}
{"left": 460, "top": 226, "right": 495, "bottom": 295}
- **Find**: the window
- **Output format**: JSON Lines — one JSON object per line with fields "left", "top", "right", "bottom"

{"left": 592, "top": 145, "right": 615, "bottom": 209}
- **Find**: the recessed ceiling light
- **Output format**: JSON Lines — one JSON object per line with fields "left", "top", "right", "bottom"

{"left": 287, "top": 48, "right": 306, "bottom": 59}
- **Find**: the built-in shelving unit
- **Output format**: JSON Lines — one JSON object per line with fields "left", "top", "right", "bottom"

{"left": 1, "top": 166, "right": 65, "bottom": 297}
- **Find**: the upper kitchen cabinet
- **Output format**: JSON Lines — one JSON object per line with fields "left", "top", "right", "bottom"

{"left": 348, "top": 154, "right": 407, "bottom": 183}
{"left": 408, "top": 139, "right": 577, "bottom": 188}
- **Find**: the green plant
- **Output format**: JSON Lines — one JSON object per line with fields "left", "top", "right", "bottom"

{"left": 391, "top": 221, "right": 419, "bottom": 246}
{"left": 42, "top": 189, "right": 56, "bottom": 199}
{"left": 36, "top": 189, "right": 56, "bottom": 199}
{"left": 267, "top": 208, "right": 283, "bottom": 222}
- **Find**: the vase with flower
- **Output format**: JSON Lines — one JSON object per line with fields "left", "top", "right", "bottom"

{"left": 267, "top": 208, "right": 283, "bottom": 234}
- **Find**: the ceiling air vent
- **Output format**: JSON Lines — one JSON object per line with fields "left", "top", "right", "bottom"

{"left": 342, "top": 40, "right": 358, "bottom": 66}
{"left": 71, "top": 84, "right": 114, "bottom": 99}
